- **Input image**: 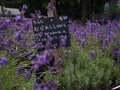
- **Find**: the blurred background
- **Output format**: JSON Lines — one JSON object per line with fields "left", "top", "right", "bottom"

{"left": 0, "top": 0, "right": 120, "bottom": 23}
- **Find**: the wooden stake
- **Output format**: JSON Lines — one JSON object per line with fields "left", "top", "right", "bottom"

{"left": 47, "top": 9, "right": 59, "bottom": 61}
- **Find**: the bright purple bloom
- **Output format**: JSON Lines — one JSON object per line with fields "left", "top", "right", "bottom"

{"left": 5, "top": 18, "right": 11, "bottom": 23}
{"left": 0, "top": 57, "right": 7, "bottom": 67}
{"left": 15, "top": 16, "right": 21, "bottom": 21}
{"left": 43, "top": 50, "right": 53, "bottom": 63}
{"left": 1, "top": 57, "right": 7, "bottom": 64}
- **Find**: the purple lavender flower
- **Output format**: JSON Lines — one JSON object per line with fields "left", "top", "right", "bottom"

{"left": 35, "top": 43, "right": 42, "bottom": 50}
{"left": 29, "top": 54, "right": 35, "bottom": 59}
{"left": 5, "top": 18, "right": 11, "bottom": 23}
{"left": 31, "top": 61, "right": 36, "bottom": 65}
{"left": 24, "top": 69, "right": 31, "bottom": 79}
{"left": 18, "top": 65, "right": 23, "bottom": 74}
{"left": 60, "top": 36, "right": 67, "bottom": 46}
{"left": 0, "top": 57, "right": 7, "bottom": 67}
{"left": 36, "top": 54, "right": 43, "bottom": 64}
{"left": 34, "top": 63, "right": 40, "bottom": 70}
{"left": 43, "top": 50, "right": 53, "bottom": 63}
{"left": 0, "top": 57, "right": 7, "bottom": 64}
{"left": 15, "top": 16, "right": 21, "bottom": 21}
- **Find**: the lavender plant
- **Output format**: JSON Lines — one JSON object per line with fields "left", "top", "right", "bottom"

{"left": 0, "top": 4, "right": 120, "bottom": 90}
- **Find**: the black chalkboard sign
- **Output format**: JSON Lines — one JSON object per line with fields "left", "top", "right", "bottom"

{"left": 32, "top": 16, "right": 70, "bottom": 50}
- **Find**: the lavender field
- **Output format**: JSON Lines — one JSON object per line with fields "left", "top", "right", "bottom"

{"left": 0, "top": 6, "right": 120, "bottom": 90}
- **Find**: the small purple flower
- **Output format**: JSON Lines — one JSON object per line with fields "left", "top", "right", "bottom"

{"left": 5, "top": 18, "right": 11, "bottom": 23}
{"left": 36, "top": 54, "right": 46, "bottom": 65}
{"left": 18, "top": 65, "right": 23, "bottom": 74}
{"left": 0, "top": 57, "right": 7, "bottom": 67}
{"left": 29, "top": 54, "right": 35, "bottom": 59}
{"left": 24, "top": 69, "right": 31, "bottom": 79}
{"left": 15, "top": 16, "right": 21, "bottom": 21}
{"left": 16, "top": 31, "right": 23, "bottom": 41}
{"left": 34, "top": 64, "right": 40, "bottom": 70}
{"left": 1, "top": 57, "right": 7, "bottom": 64}
{"left": 60, "top": 36, "right": 67, "bottom": 46}
{"left": 43, "top": 50, "right": 53, "bottom": 63}
{"left": 31, "top": 61, "right": 36, "bottom": 65}
{"left": 35, "top": 43, "right": 42, "bottom": 50}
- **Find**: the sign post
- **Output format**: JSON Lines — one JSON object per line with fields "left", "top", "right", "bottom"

{"left": 32, "top": 3, "right": 70, "bottom": 83}
{"left": 47, "top": 9, "right": 59, "bottom": 61}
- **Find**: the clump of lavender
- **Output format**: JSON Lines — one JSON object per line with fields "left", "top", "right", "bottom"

{"left": 32, "top": 50, "right": 54, "bottom": 71}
